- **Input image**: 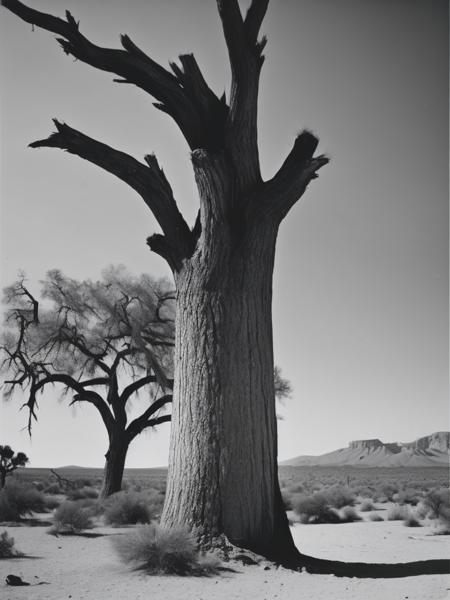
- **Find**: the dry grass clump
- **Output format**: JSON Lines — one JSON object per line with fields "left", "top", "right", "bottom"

{"left": 403, "top": 514, "right": 422, "bottom": 527}
{"left": 387, "top": 504, "right": 410, "bottom": 521}
{"left": 339, "top": 506, "right": 362, "bottom": 523}
{"left": 292, "top": 493, "right": 341, "bottom": 524}
{"left": 67, "top": 486, "right": 99, "bottom": 501}
{"left": 368, "top": 512, "right": 384, "bottom": 522}
{"left": 323, "top": 486, "right": 356, "bottom": 509}
{"left": 50, "top": 500, "right": 94, "bottom": 534}
{"left": 422, "top": 488, "right": 449, "bottom": 519}
{"left": 112, "top": 524, "right": 221, "bottom": 575}
{"left": 0, "top": 530, "right": 24, "bottom": 558}
{"left": 103, "top": 491, "right": 152, "bottom": 525}
{"left": 0, "top": 481, "right": 47, "bottom": 522}
{"left": 359, "top": 498, "right": 376, "bottom": 512}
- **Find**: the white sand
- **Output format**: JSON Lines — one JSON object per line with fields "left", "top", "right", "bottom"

{"left": 1, "top": 518, "right": 449, "bottom": 600}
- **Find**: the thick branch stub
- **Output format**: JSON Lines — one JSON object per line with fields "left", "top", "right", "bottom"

{"left": 29, "top": 120, "right": 194, "bottom": 271}
{"left": 262, "top": 129, "right": 329, "bottom": 219}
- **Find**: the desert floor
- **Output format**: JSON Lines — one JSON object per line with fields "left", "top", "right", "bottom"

{"left": 1, "top": 512, "right": 449, "bottom": 600}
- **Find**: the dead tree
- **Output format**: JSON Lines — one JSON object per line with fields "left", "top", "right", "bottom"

{"left": 1, "top": 268, "right": 174, "bottom": 498}
{"left": 2, "top": 0, "right": 328, "bottom": 564}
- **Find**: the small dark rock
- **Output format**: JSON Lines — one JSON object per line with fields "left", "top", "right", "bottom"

{"left": 6, "top": 574, "right": 30, "bottom": 586}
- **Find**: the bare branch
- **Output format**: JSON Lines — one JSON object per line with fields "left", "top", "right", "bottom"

{"left": 143, "top": 414, "right": 171, "bottom": 429}
{"left": 30, "top": 374, "right": 115, "bottom": 433}
{"left": 29, "top": 121, "right": 193, "bottom": 270}
{"left": 126, "top": 393, "right": 172, "bottom": 440}
{"left": 2, "top": 0, "right": 228, "bottom": 151}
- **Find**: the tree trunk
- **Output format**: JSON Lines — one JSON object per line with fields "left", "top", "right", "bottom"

{"left": 100, "top": 433, "right": 129, "bottom": 499}
{"left": 161, "top": 216, "right": 300, "bottom": 564}
{"left": 0, "top": 470, "right": 6, "bottom": 489}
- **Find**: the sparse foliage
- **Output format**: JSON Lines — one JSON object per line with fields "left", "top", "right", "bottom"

{"left": 1, "top": 268, "right": 174, "bottom": 497}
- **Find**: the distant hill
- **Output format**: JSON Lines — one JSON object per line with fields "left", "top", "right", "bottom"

{"left": 57, "top": 465, "right": 89, "bottom": 470}
{"left": 280, "top": 432, "right": 450, "bottom": 467}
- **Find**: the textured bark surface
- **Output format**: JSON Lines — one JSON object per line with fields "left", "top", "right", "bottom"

{"left": 100, "top": 433, "right": 128, "bottom": 499}
{"left": 161, "top": 152, "right": 299, "bottom": 561}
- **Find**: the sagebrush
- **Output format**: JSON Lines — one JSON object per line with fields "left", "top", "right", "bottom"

{"left": 112, "top": 523, "right": 220, "bottom": 575}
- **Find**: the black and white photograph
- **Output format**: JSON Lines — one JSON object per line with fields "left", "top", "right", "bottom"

{"left": 0, "top": 0, "right": 448, "bottom": 598}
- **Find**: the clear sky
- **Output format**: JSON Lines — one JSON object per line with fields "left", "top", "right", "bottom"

{"left": 1, "top": 0, "right": 448, "bottom": 467}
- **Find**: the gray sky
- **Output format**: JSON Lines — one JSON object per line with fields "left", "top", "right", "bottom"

{"left": 1, "top": 0, "right": 448, "bottom": 467}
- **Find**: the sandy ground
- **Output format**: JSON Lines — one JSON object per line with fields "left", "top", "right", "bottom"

{"left": 1, "top": 516, "right": 449, "bottom": 600}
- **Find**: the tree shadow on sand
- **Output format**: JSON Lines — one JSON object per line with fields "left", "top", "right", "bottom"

{"left": 298, "top": 554, "right": 450, "bottom": 578}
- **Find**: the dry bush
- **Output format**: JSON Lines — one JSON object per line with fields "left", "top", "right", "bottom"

{"left": 403, "top": 514, "right": 422, "bottom": 527}
{"left": 51, "top": 500, "right": 94, "bottom": 533}
{"left": 322, "top": 486, "right": 355, "bottom": 509}
{"left": 103, "top": 491, "right": 152, "bottom": 525}
{"left": 112, "top": 523, "right": 220, "bottom": 575}
{"left": 368, "top": 513, "right": 384, "bottom": 522}
{"left": 292, "top": 493, "right": 341, "bottom": 524}
{"left": 67, "top": 486, "right": 99, "bottom": 501}
{"left": 387, "top": 504, "right": 409, "bottom": 521}
{"left": 393, "top": 488, "right": 421, "bottom": 506}
{"left": 0, "top": 530, "right": 24, "bottom": 558}
{"left": 44, "top": 482, "right": 64, "bottom": 495}
{"left": 423, "top": 488, "right": 449, "bottom": 519}
{"left": 359, "top": 498, "right": 375, "bottom": 512}
{"left": 339, "top": 506, "right": 362, "bottom": 523}
{"left": 0, "top": 481, "right": 47, "bottom": 521}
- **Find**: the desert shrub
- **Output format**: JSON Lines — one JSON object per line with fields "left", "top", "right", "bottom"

{"left": 44, "top": 482, "right": 64, "bottom": 495}
{"left": 323, "top": 486, "right": 355, "bottom": 509}
{"left": 51, "top": 501, "right": 94, "bottom": 533}
{"left": 434, "top": 506, "right": 450, "bottom": 534}
{"left": 112, "top": 523, "right": 220, "bottom": 575}
{"left": 387, "top": 504, "right": 409, "bottom": 521}
{"left": 380, "top": 484, "right": 399, "bottom": 502}
{"left": 292, "top": 493, "right": 341, "bottom": 524}
{"left": 423, "top": 488, "right": 450, "bottom": 519}
{"left": 359, "top": 498, "right": 375, "bottom": 512}
{"left": 67, "top": 486, "right": 99, "bottom": 501}
{"left": 281, "top": 491, "right": 292, "bottom": 511}
{"left": 287, "top": 483, "right": 305, "bottom": 495}
{"left": 103, "top": 491, "right": 152, "bottom": 525}
{"left": 393, "top": 488, "right": 421, "bottom": 506}
{"left": 403, "top": 515, "right": 422, "bottom": 527}
{"left": 0, "top": 530, "right": 23, "bottom": 558}
{"left": 339, "top": 506, "right": 362, "bottom": 523}
{"left": 368, "top": 513, "right": 384, "bottom": 522}
{"left": 0, "top": 481, "right": 47, "bottom": 521}
{"left": 44, "top": 495, "right": 61, "bottom": 510}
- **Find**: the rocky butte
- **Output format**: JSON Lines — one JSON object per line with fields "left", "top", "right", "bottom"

{"left": 281, "top": 432, "right": 450, "bottom": 468}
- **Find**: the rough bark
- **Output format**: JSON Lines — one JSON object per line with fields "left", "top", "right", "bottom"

{"left": 100, "top": 431, "right": 128, "bottom": 499}
{"left": 160, "top": 150, "right": 300, "bottom": 562}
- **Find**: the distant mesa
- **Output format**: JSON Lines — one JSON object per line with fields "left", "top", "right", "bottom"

{"left": 280, "top": 432, "right": 450, "bottom": 467}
